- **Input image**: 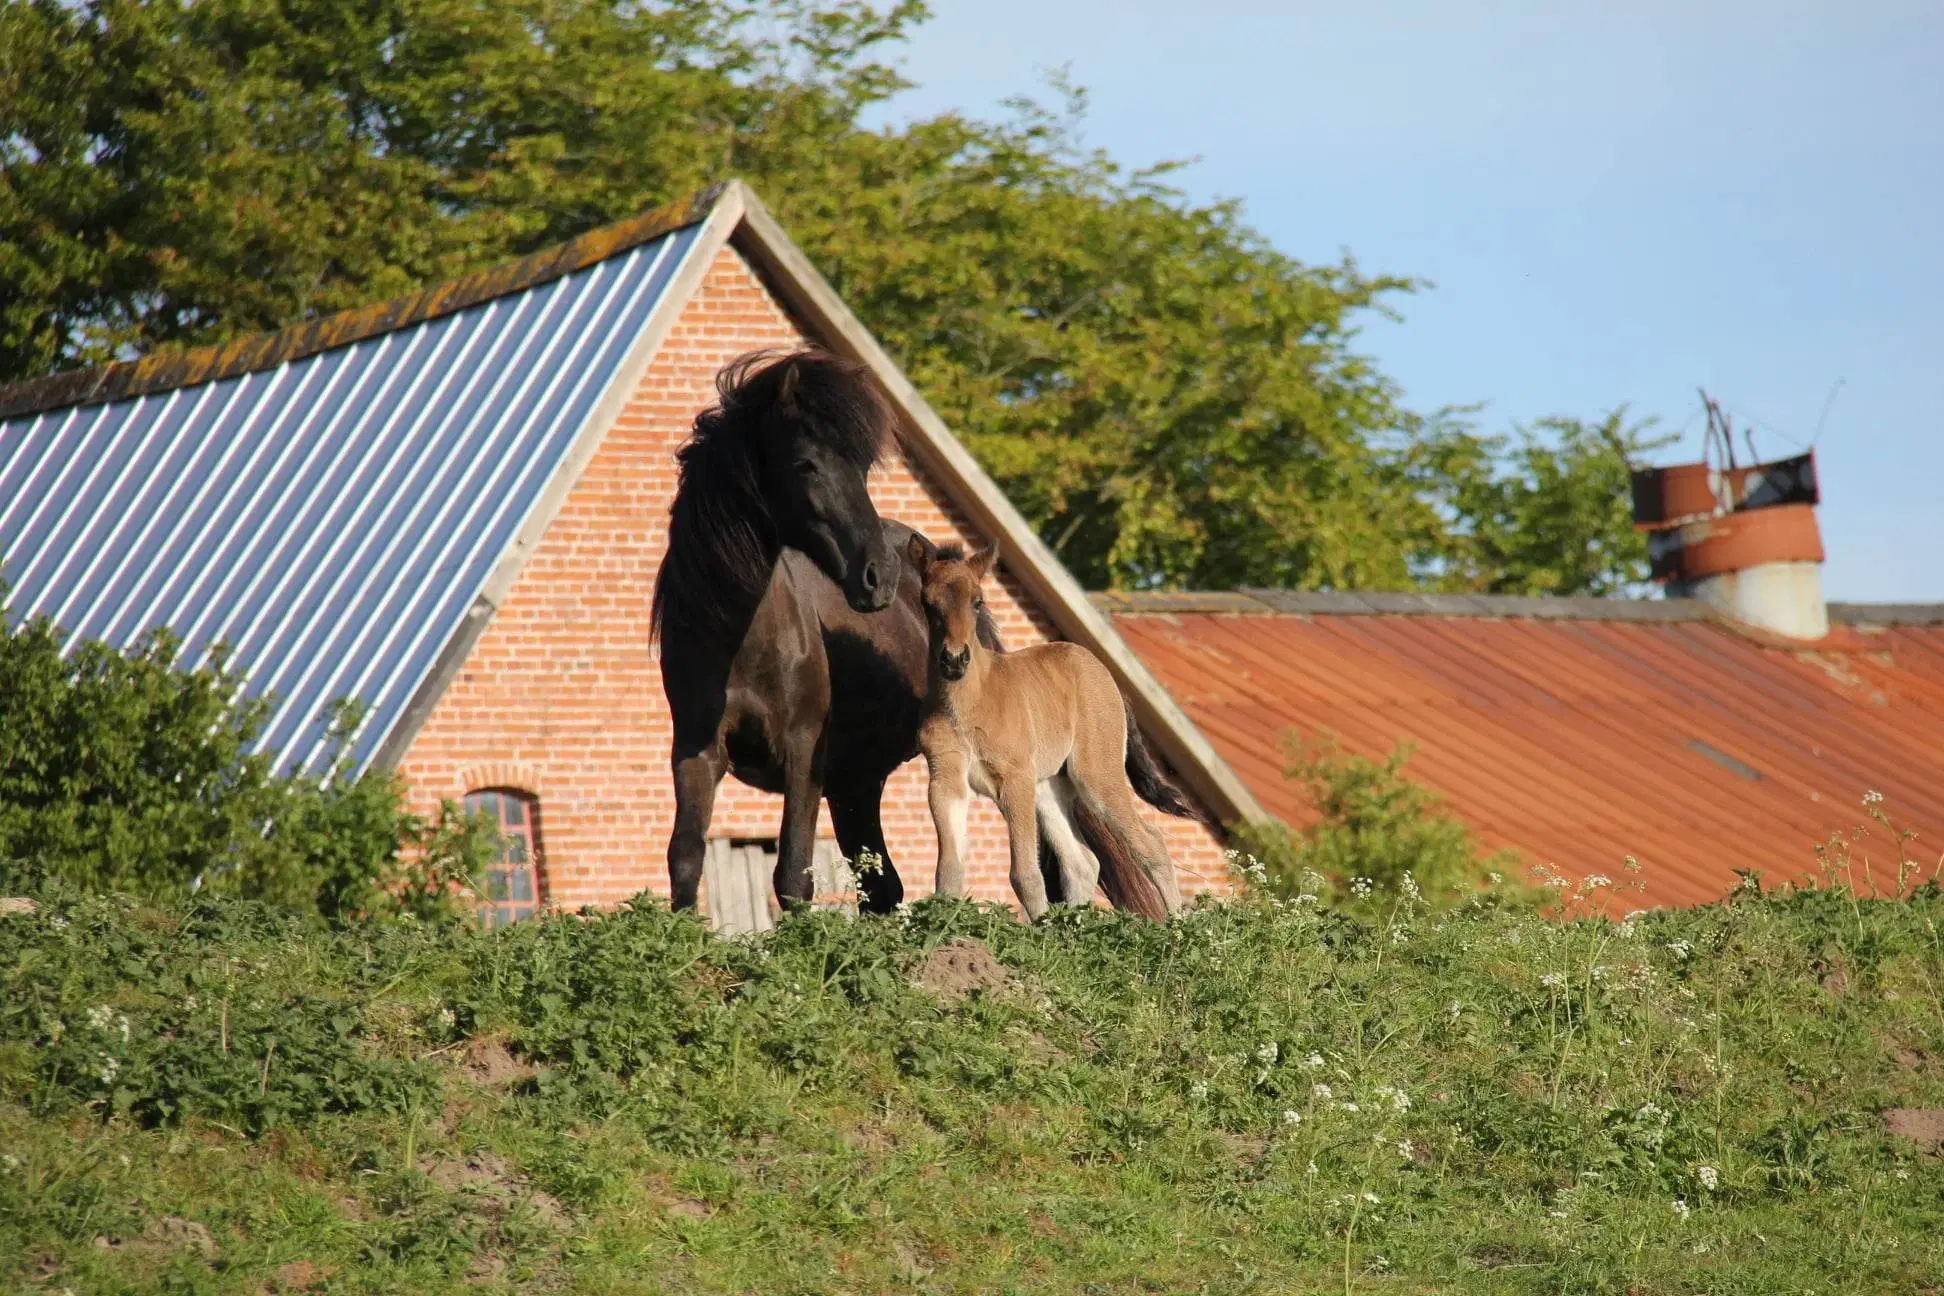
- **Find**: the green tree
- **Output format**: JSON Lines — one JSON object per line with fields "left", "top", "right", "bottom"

{"left": 1417, "top": 410, "right": 1675, "bottom": 596}
{"left": 0, "top": 0, "right": 1650, "bottom": 595}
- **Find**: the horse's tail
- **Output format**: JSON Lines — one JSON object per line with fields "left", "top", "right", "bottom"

{"left": 1122, "top": 700, "right": 1206, "bottom": 823}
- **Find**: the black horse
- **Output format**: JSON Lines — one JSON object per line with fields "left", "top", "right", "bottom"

{"left": 652, "top": 349, "right": 1200, "bottom": 916}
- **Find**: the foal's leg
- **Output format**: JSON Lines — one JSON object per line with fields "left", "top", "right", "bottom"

{"left": 773, "top": 731, "right": 829, "bottom": 911}
{"left": 997, "top": 775, "right": 1052, "bottom": 921}
{"left": 828, "top": 779, "right": 904, "bottom": 914}
{"left": 927, "top": 750, "right": 973, "bottom": 899}
{"left": 1038, "top": 775, "right": 1102, "bottom": 906}
{"left": 668, "top": 742, "right": 727, "bottom": 911}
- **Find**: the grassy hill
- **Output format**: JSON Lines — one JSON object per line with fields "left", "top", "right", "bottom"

{"left": 3, "top": 868, "right": 1942, "bottom": 1294}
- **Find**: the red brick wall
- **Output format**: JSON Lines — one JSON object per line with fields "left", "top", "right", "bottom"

{"left": 398, "top": 243, "right": 1231, "bottom": 912}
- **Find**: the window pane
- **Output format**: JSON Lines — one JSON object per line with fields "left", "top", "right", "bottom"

{"left": 510, "top": 868, "right": 533, "bottom": 902}
{"left": 484, "top": 868, "right": 510, "bottom": 901}
{"left": 503, "top": 796, "right": 525, "bottom": 826}
{"left": 466, "top": 791, "right": 499, "bottom": 819}
{"left": 503, "top": 834, "right": 527, "bottom": 863}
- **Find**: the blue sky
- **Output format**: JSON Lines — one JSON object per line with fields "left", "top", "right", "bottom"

{"left": 863, "top": 1, "right": 1943, "bottom": 601}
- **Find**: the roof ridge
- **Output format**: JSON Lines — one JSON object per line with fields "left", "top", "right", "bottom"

{"left": 1090, "top": 589, "right": 1944, "bottom": 627}
{"left": 1089, "top": 589, "right": 1711, "bottom": 621}
{"left": 0, "top": 186, "right": 725, "bottom": 421}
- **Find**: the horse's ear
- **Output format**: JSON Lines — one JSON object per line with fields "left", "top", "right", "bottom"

{"left": 904, "top": 532, "right": 930, "bottom": 574}
{"left": 969, "top": 544, "right": 998, "bottom": 581}
{"left": 777, "top": 359, "right": 801, "bottom": 410}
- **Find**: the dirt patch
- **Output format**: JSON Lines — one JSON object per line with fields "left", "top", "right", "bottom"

{"left": 0, "top": 897, "right": 37, "bottom": 916}
{"left": 269, "top": 1260, "right": 334, "bottom": 1292}
{"left": 1815, "top": 955, "right": 1849, "bottom": 997}
{"left": 664, "top": 1197, "right": 711, "bottom": 1220}
{"left": 1883, "top": 1108, "right": 1944, "bottom": 1153}
{"left": 421, "top": 1150, "right": 570, "bottom": 1228}
{"left": 463, "top": 1036, "right": 538, "bottom": 1088}
{"left": 912, "top": 938, "right": 1015, "bottom": 1004}
{"left": 93, "top": 1215, "right": 218, "bottom": 1262}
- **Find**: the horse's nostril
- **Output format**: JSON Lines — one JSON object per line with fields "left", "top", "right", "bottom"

{"left": 860, "top": 561, "right": 880, "bottom": 593}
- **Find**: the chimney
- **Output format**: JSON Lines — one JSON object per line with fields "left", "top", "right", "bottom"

{"left": 1630, "top": 450, "right": 1827, "bottom": 640}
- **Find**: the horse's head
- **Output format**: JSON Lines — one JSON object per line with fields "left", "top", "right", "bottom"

{"left": 911, "top": 536, "right": 996, "bottom": 682}
{"left": 733, "top": 350, "right": 900, "bottom": 613}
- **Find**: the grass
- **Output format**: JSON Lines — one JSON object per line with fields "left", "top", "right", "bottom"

{"left": 2, "top": 847, "right": 1943, "bottom": 1294}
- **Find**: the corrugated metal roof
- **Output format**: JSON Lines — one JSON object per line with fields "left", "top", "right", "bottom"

{"left": 0, "top": 218, "right": 706, "bottom": 775}
{"left": 1102, "top": 596, "right": 1944, "bottom": 907}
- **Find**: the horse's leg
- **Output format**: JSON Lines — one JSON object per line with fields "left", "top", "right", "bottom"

{"left": 772, "top": 730, "right": 828, "bottom": 911}
{"left": 828, "top": 779, "right": 904, "bottom": 914}
{"left": 668, "top": 741, "right": 727, "bottom": 911}
{"left": 927, "top": 750, "right": 972, "bottom": 900}
{"left": 997, "top": 775, "right": 1051, "bottom": 921}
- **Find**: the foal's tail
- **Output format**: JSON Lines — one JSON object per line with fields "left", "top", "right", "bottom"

{"left": 1122, "top": 700, "right": 1207, "bottom": 823}
{"left": 1067, "top": 779, "right": 1173, "bottom": 922}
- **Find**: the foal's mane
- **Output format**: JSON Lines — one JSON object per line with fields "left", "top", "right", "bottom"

{"left": 927, "top": 541, "right": 1006, "bottom": 653}
{"left": 651, "top": 349, "right": 892, "bottom": 647}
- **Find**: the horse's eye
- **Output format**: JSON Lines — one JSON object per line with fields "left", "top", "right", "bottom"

{"left": 795, "top": 458, "right": 817, "bottom": 477}
{"left": 973, "top": 596, "right": 986, "bottom": 610}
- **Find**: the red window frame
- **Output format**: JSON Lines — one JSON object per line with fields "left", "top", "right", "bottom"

{"left": 465, "top": 789, "right": 543, "bottom": 928}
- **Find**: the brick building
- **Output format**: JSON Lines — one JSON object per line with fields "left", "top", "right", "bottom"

{"left": 0, "top": 183, "right": 1248, "bottom": 924}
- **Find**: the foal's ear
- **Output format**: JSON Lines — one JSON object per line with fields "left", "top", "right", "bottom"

{"left": 777, "top": 358, "right": 802, "bottom": 410}
{"left": 904, "top": 532, "right": 930, "bottom": 574}
{"left": 968, "top": 543, "right": 998, "bottom": 581}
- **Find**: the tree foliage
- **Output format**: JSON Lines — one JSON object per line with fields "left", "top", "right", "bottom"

{"left": 2, "top": 0, "right": 1649, "bottom": 593}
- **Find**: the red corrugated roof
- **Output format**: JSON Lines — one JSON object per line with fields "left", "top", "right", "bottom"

{"left": 1099, "top": 594, "right": 1944, "bottom": 908}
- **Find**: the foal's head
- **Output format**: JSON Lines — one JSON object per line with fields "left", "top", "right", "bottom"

{"left": 691, "top": 349, "right": 902, "bottom": 614}
{"left": 910, "top": 538, "right": 996, "bottom": 682}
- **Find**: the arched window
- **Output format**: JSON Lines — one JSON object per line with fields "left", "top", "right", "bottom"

{"left": 465, "top": 789, "right": 543, "bottom": 928}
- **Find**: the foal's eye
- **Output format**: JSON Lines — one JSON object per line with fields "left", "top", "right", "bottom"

{"left": 973, "top": 596, "right": 986, "bottom": 610}
{"left": 794, "top": 458, "right": 817, "bottom": 477}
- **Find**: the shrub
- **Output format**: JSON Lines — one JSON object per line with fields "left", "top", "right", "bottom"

{"left": 0, "top": 601, "right": 491, "bottom": 922}
{"left": 1229, "top": 729, "right": 1527, "bottom": 909}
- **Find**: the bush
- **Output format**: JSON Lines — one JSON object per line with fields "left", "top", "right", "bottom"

{"left": 1229, "top": 730, "right": 1528, "bottom": 910}
{"left": 0, "top": 603, "right": 491, "bottom": 921}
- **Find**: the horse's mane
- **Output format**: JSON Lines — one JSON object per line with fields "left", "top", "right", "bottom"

{"left": 651, "top": 349, "right": 892, "bottom": 647}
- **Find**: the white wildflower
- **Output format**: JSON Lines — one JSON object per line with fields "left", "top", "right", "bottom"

{"left": 96, "top": 1055, "right": 120, "bottom": 1085}
{"left": 1190, "top": 1079, "right": 1210, "bottom": 1100}
{"left": 1295, "top": 893, "right": 1319, "bottom": 906}
{"left": 437, "top": 1007, "right": 457, "bottom": 1030}
{"left": 1895, "top": 1168, "right": 1911, "bottom": 1181}
{"left": 1549, "top": 1208, "right": 1568, "bottom": 1219}
{"left": 1584, "top": 874, "right": 1613, "bottom": 889}
{"left": 1396, "top": 1140, "right": 1415, "bottom": 1160}
{"left": 1301, "top": 1052, "right": 1326, "bottom": 1070}
{"left": 85, "top": 1005, "right": 116, "bottom": 1033}
{"left": 1361, "top": 1191, "right": 1380, "bottom": 1205}
{"left": 1540, "top": 971, "right": 1567, "bottom": 988}
{"left": 1312, "top": 1083, "right": 1333, "bottom": 1101}
{"left": 1371, "top": 1084, "right": 1411, "bottom": 1112}
{"left": 1338, "top": 1101, "right": 1360, "bottom": 1112}
{"left": 1350, "top": 877, "right": 1374, "bottom": 900}
{"left": 1447, "top": 1001, "right": 1462, "bottom": 1021}
{"left": 1305, "top": 1160, "right": 1319, "bottom": 1177}
{"left": 1400, "top": 872, "right": 1421, "bottom": 901}
{"left": 1255, "top": 1040, "right": 1279, "bottom": 1066}
{"left": 0, "top": 1154, "right": 19, "bottom": 1171}
{"left": 1671, "top": 1197, "right": 1690, "bottom": 1220}
{"left": 1863, "top": 789, "right": 1884, "bottom": 807}
{"left": 1282, "top": 1109, "right": 1302, "bottom": 1126}
{"left": 1667, "top": 939, "right": 1694, "bottom": 960}
{"left": 1696, "top": 1165, "right": 1719, "bottom": 1191}
{"left": 1487, "top": 871, "right": 1504, "bottom": 886}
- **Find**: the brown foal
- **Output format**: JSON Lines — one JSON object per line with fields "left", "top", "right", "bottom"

{"left": 910, "top": 539, "right": 1180, "bottom": 921}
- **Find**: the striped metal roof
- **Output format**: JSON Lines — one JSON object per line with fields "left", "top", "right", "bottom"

{"left": 0, "top": 217, "right": 706, "bottom": 775}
